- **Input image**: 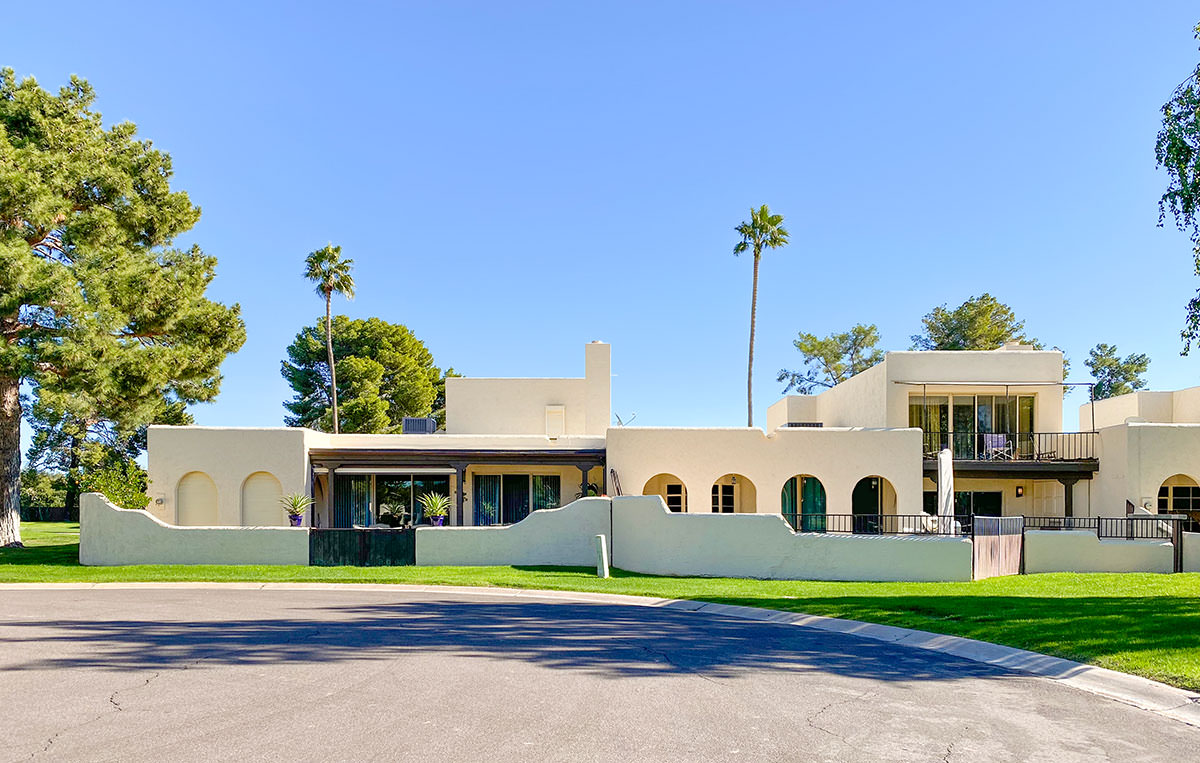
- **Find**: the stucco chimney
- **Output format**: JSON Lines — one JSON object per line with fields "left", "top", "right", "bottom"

{"left": 585, "top": 342, "right": 611, "bottom": 436}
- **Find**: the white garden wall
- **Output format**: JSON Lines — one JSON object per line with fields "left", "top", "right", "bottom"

{"left": 415, "top": 497, "right": 611, "bottom": 566}
{"left": 1023, "top": 530, "right": 1173, "bottom": 574}
{"left": 79, "top": 493, "right": 309, "bottom": 566}
{"left": 610, "top": 496, "right": 972, "bottom": 582}
{"left": 1184, "top": 532, "right": 1200, "bottom": 573}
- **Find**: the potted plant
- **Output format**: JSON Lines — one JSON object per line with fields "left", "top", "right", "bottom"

{"left": 418, "top": 492, "right": 451, "bottom": 527}
{"left": 279, "top": 493, "right": 314, "bottom": 527}
{"left": 378, "top": 502, "right": 409, "bottom": 528}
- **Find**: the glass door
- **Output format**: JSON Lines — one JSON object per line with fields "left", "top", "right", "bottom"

{"left": 333, "top": 474, "right": 371, "bottom": 528}
{"left": 952, "top": 396, "right": 976, "bottom": 459}
{"left": 501, "top": 474, "right": 531, "bottom": 524}
{"left": 473, "top": 474, "right": 501, "bottom": 526}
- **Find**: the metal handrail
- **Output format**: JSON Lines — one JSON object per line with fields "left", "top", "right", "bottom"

{"left": 781, "top": 513, "right": 971, "bottom": 536}
{"left": 921, "top": 431, "right": 1096, "bottom": 461}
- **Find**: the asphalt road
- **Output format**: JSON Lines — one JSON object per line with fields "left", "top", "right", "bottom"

{"left": 0, "top": 587, "right": 1195, "bottom": 762}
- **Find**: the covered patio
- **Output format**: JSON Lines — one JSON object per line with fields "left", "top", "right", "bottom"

{"left": 308, "top": 447, "right": 607, "bottom": 528}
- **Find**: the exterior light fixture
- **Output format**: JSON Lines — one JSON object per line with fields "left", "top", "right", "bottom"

{"left": 1015, "top": 486, "right": 1024, "bottom": 498}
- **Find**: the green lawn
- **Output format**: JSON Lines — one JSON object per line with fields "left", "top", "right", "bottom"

{"left": 5, "top": 522, "right": 1200, "bottom": 691}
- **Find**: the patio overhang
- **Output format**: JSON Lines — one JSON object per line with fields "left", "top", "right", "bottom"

{"left": 308, "top": 447, "right": 607, "bottom": 526}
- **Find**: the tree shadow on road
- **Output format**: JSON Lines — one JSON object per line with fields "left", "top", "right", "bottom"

{"left": 0, "top": 597, "right": 1010, "bottom": 683}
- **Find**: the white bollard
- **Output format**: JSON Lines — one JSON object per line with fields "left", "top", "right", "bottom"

{"left": 595, "top": 534, "right": 610, "bottom": 579}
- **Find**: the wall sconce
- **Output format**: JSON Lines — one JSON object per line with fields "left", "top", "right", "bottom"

{"left": 154, "top": 497, "right": 165, "bottom": 505}
{"left": 1015, "top": 486, "right": 1024, "bottom": 498}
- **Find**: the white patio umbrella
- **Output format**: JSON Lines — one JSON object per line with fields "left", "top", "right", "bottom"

{"left": 937, "top": 448, "right": 955, "bottom": 534}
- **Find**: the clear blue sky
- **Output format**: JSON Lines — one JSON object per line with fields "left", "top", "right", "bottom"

{"left": 9, "top": 1, "right": 1200, "bottom": 439}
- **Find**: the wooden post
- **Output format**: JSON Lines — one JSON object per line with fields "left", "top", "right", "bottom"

{"left": 1058, "top": 477, "right": 1078, "bottom": 518}
{"left": 1174, "top": 517, "right": 1184, "bottom": 574}
{"left": 453, "top": 463, "right": 466, "bottom": 526}
{"left": 578, "top": 465, "right": 590, "bottom": 500}
{"left": 327, "top": 467, "right": 337, "bottom": 528}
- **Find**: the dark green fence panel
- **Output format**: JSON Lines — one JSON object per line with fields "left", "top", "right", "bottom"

{"left": 309, "top": 529, "right": 416, "bottom": 566}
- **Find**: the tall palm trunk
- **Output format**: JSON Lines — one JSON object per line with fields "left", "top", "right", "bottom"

{"left": 747, "top": 250, "right": 760, "bottom": 427}
{"left": 0, "top": 375, "right": 22, "bottom": 547}
{"left": 325, "top": 291, "right": 340, "bottom": 434}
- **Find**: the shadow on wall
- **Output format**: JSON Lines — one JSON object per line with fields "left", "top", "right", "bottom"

{"left": 0, "top": 598, "right": 1008, "bottom": 684}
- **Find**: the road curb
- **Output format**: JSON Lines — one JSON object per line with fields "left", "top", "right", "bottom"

{"left": 4, "top": 581, "right": 1198, "bottom": 727}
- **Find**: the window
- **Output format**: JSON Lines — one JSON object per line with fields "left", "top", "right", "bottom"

{"left": 377, "top": 474, "right": 451, "bottom": 525}
{"left": 910, "top": 394, "right": 1035, "bottom": 459}
{"left": 1160, "top": 485, "right": 1200, "bottom": 514}
{"left": 952, "top": 491, "right": 1003, "bottom": 517}
{"left": 665, "top": 483, "right": 684, "bottom": 512}
{"left": 711, "top": 483, "right": 734, "bottom": 513}
{"left": 474, "top": 473, "right": 560, "bottom": 526}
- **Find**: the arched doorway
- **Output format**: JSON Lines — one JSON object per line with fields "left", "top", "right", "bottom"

{"left": 712, "top": 474, "right": 756, "bottom": 513}
{"left": 241, "top": 472, "right": 284, "bottom": 526}
{"left": 781, "top": 475, "right": 826, "bottom": 531}
{"left": 177, "top": 472, "right": 218, "bottom": 526}
{"left": 643, "top": 473, "right": 687, "bottom": 513}
{"left": 851, "top": 476, "right": 896, "bottom": 533}
{"left": 1158, "top": 474, "right": 1200, "bottom": 516}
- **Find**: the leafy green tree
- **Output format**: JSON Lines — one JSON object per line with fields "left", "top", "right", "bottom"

{"left": 0, "top": 70, "right": 245, "bottom": 547}
{"left": 281, "top": 316, "right": 445, "bottom": 432}
{"left": 19, "top": 468, "right": 66, "bottom": 511}
{"left": 303, "top": 244, "right": 355, "bottom": 433}
{"left": 912, "top": 294, "right": 1070, "bottom": 383}
{"left": 910, "top": 294, "right": 1033, "bottom": 350}
{"left": 733, "top": 205, "right": 789, "bottom": 426}
{"left": 25, "top": 396, "right": 187, "bottom": 514}
{"left": 80, "top": 458, "right": 149, "bottom": 512}
{"left": 1086, "top": 344, "right": 1150, "bottom": 400}
{"left": 777, "top": 324, "right": 885, "bottom": 394}
{"left": 1157, "top": 22, "right": 1200, "bottom": 353}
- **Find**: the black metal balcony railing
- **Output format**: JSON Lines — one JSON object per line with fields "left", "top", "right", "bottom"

{"left": 921, "top": 431, "right": 1095, "bottom": 461}
{"left": 782, "top": 513, "right": 972, "bottom": 536}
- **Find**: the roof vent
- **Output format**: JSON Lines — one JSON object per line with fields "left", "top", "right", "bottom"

{"left": 401, "top": 417, "right": 438, "bottom": 434}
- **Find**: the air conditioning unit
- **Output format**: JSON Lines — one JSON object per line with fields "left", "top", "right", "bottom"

{"left": 402, "top": 417, "right": 438, "bottom": 434}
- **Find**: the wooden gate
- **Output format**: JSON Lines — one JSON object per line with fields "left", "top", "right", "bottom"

{"left": 309, "top": 529, "right": 416, "bottom": 566}
{"left": 972, "top": 516, "right": 1024, "bottom": 580}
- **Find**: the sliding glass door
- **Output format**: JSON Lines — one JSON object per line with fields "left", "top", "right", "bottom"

{"left": 912, "top": 394, "right": 1036, "bottom": 459}
{"left": 473, "top": 473, "right": 562, "bottom": 526}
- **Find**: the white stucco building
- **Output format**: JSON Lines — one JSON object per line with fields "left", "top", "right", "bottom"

{"left": 145, "top": 341, "right": 1197, "bottom": 532}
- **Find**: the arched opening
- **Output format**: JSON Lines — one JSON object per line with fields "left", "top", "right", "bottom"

{"left": 241, "top": 472, "right": 284, "bottom": 526}
{"left": 643, "top": 473, "right": 687, "bottom": 513}
{"left": 782, "top": 475, "right": 826, "bottom": 531}
{"left": 177, "top": 471, "right": 218, "bottom": 526}
{"left": 851, "top": 476, "right": 896, "bottom": 533}
{"left": 1158, "top": 474, "right": 1200, "bottom": 516}
{"left": 711, "top": 474, "right": 756, "bottom": 514}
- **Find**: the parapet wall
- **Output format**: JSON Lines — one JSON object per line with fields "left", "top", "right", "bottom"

{"left": 415, "top": 498, "right": 611, "bottom": 567}
{"left": 79, "top": 493, "right": 309, "bottom": 566}
{"left": 611, "top": 496, "right": 973, "bottom": 582}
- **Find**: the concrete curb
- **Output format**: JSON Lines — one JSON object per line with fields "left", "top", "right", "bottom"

{"left": 4, "top": 581, "right": 1199, "bottom": 727}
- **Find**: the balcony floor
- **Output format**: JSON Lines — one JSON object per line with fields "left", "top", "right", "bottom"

{"left": 921, "top": 459, "right": 1098, "bottom": 480}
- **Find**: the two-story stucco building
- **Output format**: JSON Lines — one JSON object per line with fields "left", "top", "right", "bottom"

{"left": 145, "top": 340, "right": 1198, "bottom": 532}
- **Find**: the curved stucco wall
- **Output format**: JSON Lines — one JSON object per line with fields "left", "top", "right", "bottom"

{"left": 415, "top": 497, "right": 611, "bottom": 566}
{"left": 1023, "top": 530, "right": 1173, "bottom": 574}
{"left": 611, "top": 496, "right": 972, "bottom": 582}
{"left": 79, "top": 493, "right": 309, "bottom": 566}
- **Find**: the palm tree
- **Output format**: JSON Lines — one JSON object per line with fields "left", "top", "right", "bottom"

{"left": 733, "top": 205, "right": 789, "bottom": 427}
{"left": 304, "top": 244, "right": 356, "bottom": 434}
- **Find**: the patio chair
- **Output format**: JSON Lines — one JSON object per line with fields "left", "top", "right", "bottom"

{"left": 982, "top": 433, "right": 1013, "bottom": 460}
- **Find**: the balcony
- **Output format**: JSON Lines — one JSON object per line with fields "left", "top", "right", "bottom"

{"left": 921, "top": 431, "right": 1096, "bottom": 462}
